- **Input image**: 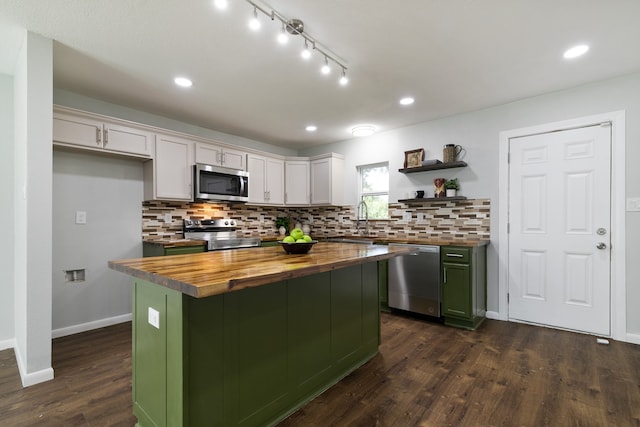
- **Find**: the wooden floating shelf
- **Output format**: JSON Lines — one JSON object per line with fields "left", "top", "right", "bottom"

{"left": 398, "top": 160, "right": 467, "bottom": 174}
{"left": 398, "top": 196, "right": 468, "bottom": 203}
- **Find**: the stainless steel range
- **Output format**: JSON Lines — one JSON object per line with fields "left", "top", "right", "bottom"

{"left": 183, "top": 219, "right": 260, "bottom": 251}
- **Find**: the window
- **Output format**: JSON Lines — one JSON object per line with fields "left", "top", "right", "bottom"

{"left": 357, "top": 162, "right": 389, "bottom": 219}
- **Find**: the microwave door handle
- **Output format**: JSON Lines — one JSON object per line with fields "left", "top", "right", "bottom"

{"left": 239, "top": 177, "right": 245, "bottom": 195}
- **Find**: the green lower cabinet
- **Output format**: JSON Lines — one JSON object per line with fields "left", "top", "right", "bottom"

{"left": 131, "top": 262, "right": 380, "bottom": 427}
{"left": 378, "top": 259, "right": 390, "bottom": 312}
{"left": 260, "top": 240, "right": 280, "bottom": 247}
{"left": 441, "top": 245, "right": 487, "bottom": 330}
{"left": 142, "top": 242, "right": 206, "bottom": 257}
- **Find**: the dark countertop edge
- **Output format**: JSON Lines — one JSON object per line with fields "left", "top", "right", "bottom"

{"left": 109, "top": 247, "right": 412, "bottom": 299}
{"left": 142, "top": 239, "right": 207, "bottom": 248}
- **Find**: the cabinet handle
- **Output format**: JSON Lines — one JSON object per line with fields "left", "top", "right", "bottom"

{"left": 446, "top": 253, "right": 463, "bottom": 258}
{"left": 103, "top": 129, "right": 108, "bottom": 145}
{"left": 216, "top": 152, "right": 221, "bottom": 164}
{"left": 221, "top": 152, "right": 225, "bottom": 164}
{"left": 96, "top": 128, "right": 101, "bottom": 145}
{"left": 443, "top": 267, "right": 447, "bottom": 284}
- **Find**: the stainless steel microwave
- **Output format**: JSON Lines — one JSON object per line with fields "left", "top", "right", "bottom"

{"left": 194, "top": 164, "right": 249, "bottom": 202}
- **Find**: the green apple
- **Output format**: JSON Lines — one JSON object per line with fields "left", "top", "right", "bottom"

{"left": 302, "top": 235, "right": 312, "bottom": 242}
{"left": 295, "top": 238, "right": 307, "bottom": 243}
{"left": 282, "top": 236, "right": 295, "bottom": 243}
{"left": 290, "top": 228, "right": 304, "bottom": 240}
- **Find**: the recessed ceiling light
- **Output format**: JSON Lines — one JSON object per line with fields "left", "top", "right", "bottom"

{"left": 174, "top": 77, "right": 193, "bottom": 88}
{"left": 351, "top": 125, "right": 377, "bottom": 137}
{"left": 305, "top": 125, "right": 317, "bottom": 132}
{"left": 400, "top": 97, "right": 415, "bottom": 106}
{"left": 563, "top": 44, "right": 589, "bottom": 59}
{"left": 213, "top": 0, "right": 228, "bottom": 10}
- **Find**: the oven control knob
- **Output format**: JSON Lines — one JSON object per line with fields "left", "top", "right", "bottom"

{"left": 230, "top": 220, "right": 235, "bottom": 226}
{"left": 224, "top": 220, "right": 229, "bottom": 225}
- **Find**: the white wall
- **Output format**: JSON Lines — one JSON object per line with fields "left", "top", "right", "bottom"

{"left": 13, "top": 31, "right": 54, "bottom": 386}
{"left": 300, "top": 71, "right": 640, "bottom": 336}
{"left": 52, "top": 150, "right": 143, "bottom": 335}
{"left": 0, "top": 73, "right": 14, "bottom": 350}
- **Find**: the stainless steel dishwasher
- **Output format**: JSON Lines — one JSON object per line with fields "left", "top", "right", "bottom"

{"left": 388, "top": 244, "right": 441, "bottom": 317}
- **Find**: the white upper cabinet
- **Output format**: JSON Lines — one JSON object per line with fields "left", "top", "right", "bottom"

{"left": 247, "top": 153, "right": 284, "bottom": 205}
{"left": 144, "top": 133, "right": 194, "bottom": 201}
{"left": 310, "top": 153, "right": 344, "bottom": 206}
{"left": 53, "top": 107, "right": 153, "bottom": 158}
{"left": 195, "top": 142, "right": 246, "bottom": 170}
{"left": 285, "top": 160, "right": 310, "bottom": 206}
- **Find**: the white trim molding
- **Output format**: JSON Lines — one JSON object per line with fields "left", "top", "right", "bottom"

{"left": 498, "top": 111, "right": 627, "bottom": 342}
{"left": 14, "top": 344, "right": 55, "bottom": 387}
{"left": 0, "top": 338, "right": 15, "bottom": 351}
{"left": 52, "top": 313, "right": 132, "bottom": 339}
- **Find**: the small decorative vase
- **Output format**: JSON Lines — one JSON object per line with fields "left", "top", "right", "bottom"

{"left": 446, "top": 189, "right": 456, "bottom": 197}
{"left": 434, "top": 178, "right": 445, "bottom": 198}
{"left": 302, "top": 224, "right": 311, "bottom": 234}
{"left": 278, "top": 226, "right": 286, "bottom": 236}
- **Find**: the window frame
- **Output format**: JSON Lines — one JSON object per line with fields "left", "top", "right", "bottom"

{"left": 357, "top": 161, "right": 390, "bottom": 220}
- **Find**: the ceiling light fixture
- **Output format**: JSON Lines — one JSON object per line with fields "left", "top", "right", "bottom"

{"left": 249, "top": 6, "right": 261, "bottom": 30}
{"left": 321, "top": 57, "right": 330, "bottom": 75}
{"left": 213, "top": 0, "right": 228, "bottom": 10}
{"left": 228, "top": 0, "right": 348, "bottom": 86}
{"left": 301, "top": 39, "right": 311, "bottom": 59}
{"left": 305, "top": 125, "right": 317, "bottom": 132}
{"left": 174, "top": 77, "right": 193, "bottom": 87}
{"left": 563, "top": 44, "right": 589, "bottom": 59}
{"left": 400, "top": 97, "right": 415, "bottom": 105}
{"left": 277, "top": 23, "right": 288, "bottom": 44}
{"left": 339, "top": 68, "right": 348, "bottom": 86}
{"left": 351, "top": 125, "right": 376, "bottom": 137}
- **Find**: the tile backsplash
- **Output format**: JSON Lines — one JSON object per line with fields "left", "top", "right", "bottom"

{"left": 142, "top": 199, "right": 490, "bottom": 241}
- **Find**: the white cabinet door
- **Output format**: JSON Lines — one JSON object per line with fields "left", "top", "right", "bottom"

{"left": 285, "top": 160, "right": 310, "bottom": 205}
{"left": 196, "top": 143, "right": 246, "bottom": 170}
{"left": 247, "top": 154, "right": 267, "bottom": 204}
{"left": 103, "top": 122, "right": 153, "bottom": 157}
{"left": 311, "top": 154, "right": 344, "bottom": 205}
{"left": 220, "top": 147, "right": 246, "bottom": 170}
{"left": 265, "top": 157, "right": 285, "bottom": 205}
{"left": 145, "top": 134, "right": 194, "bottom": 201}
{"left": 246, "top": 153, "right": 284, "bottom": 205}
{"left": 53, "top": 110, "right": 152, "bottom": 158}
{"left": 53, "top": 113, "right": 103, "bottom": 149}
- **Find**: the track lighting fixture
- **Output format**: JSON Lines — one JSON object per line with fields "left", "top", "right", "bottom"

{"left": 249, "top": 6, "right": 260, "bottom": 30}
{"left": 219, "top": 0, "right": 348, "bottom": 86}
{"left": 321, "top": 57, "right": 330, "bottom": 75}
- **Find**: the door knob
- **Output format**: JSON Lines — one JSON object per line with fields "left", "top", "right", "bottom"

{"left": 596, "top": 242, "right": 607, "bottom": 250}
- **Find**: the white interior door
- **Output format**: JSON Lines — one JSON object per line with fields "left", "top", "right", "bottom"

{"left": 507, "top": 124, "right": 611, "bottom": 336}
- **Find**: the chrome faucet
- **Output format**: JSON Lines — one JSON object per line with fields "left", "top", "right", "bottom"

{"left": 356, "top": 200, "right": 369, "bottom": 235}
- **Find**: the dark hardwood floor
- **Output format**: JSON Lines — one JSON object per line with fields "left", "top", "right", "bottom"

{"left": 1, "top": 314, "right": 639, "bottom": 426}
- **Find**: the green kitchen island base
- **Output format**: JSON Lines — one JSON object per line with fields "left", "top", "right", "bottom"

{"left": 132, "top": 262, "right": 381, "bottom": 427}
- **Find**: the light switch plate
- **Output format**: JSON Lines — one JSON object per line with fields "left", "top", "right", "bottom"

{"left": 75, "top": 211, "right": 87, "bottom": 224}
{"left": 417, "top": 212, "right": 425, "bottom": 221}
{"left": 148, "top": 307, "right": 160, "bottom": 329}
{"left": 164, "top": 213, "right": 172, "bottom": 223}
{"left": 627, "top": 197, "right": 640, "bottom": 212}
{"left": 403, "top": 212, "right": 412, "bottom": 221}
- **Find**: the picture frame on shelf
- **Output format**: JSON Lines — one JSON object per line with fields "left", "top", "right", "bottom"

{"left": 404, "top": 148, "right": 425, "bottom": 168}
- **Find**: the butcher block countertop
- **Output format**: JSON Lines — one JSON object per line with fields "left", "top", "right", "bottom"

{"left": 261, "top": 235, "right": 489, "bottom": 247}
{"left": 109, "top": 242, "right": 412, "bottom": 299}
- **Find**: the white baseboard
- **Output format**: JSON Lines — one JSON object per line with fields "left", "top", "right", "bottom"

{"left": 0, "top": 338, "right": 15, "bottom": 351}
{"left": 52, "top": 313, "right": 132, "bottom": 339}
{"left": 14, "top": 343, "right": 55, "bottom": 387}
{"left": 486, "top": 310, "right": 507, "bottom": 321}
{"left": 625, "top": 332, "right": 640, "bottom": 345}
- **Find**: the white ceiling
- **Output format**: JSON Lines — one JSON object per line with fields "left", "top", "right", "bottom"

{"left": 1, "top": 0, "right": 640, "bottom": 150}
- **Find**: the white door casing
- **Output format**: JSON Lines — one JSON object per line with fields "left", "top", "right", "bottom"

{"left": 508, "top": 125, "right": 611, "bottom": 336}
{"left": 498, "top": 111, "right": 627, "bottom": 342}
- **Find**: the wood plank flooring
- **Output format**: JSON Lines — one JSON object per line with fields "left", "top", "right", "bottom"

{"left": 1, "top": 314, "right": 639, "bottom": 426}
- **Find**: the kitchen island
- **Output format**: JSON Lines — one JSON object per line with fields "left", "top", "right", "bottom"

{"left": 109, "top": 242, "right": 411, "bottom": 427}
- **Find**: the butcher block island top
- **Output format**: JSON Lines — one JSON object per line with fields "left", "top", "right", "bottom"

{"left": 109, "top": 242, "right": 412, "bottom": 298}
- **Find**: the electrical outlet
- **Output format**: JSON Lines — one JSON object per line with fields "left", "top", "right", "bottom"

{"left": 417, "top": 212, "right": 425, "bottom": 221}
{"left": 164, "top": 213, "right": 172, "bottom": 223}
{"left": 148, "top": 307, "right": 160, "bottom": 329}
{"left": 403, "top": 212, "right": 412, "bottom": 221}
{"left": 75, "top": 211, "right": 87, "bottom": 224}
{"left": 338, "top": 215, "right": 343, "bottom": 223}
